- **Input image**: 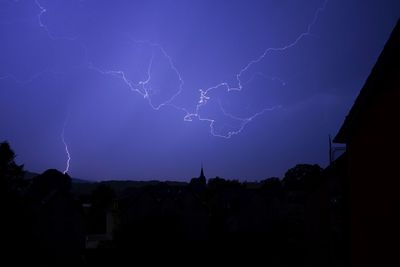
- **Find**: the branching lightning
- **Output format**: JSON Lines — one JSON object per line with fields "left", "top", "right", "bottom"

{"left": 85, "top": 0, "right": 328, "bottom": 138}
{"left": 235, "top": 0, "right": 328, "bottom": 93}
{"left": 1, "top": 0, "right": 329, "bottom": 173}
{"left": 88, "top": 41, "right": 185, "bottom": 111}
{"left": 188, "top": 0, "right": 328, "bottom": 138}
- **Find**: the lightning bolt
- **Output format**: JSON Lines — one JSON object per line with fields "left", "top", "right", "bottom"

{"left": 87, "top": 40, "right": 283, "bottom": 139}
{"left": 179, "top": 0, "right": 328, "bottom": 138}
{"left": 234, "top": 0, "right": 328, "bottom": 92}
{"left": 61, "top": 116, "right": 71, "bottom": 174}
{"left": 34, "top": 0, "right": 77, "bottom": 41}
{"left": 88, "top": 41, "right": 184, "bottom": 111}
{"left": 2, "top": 0, "right": 329, "bottom": 140}
{"left": 86, "top": 0, "right": 328, "bottom": 138}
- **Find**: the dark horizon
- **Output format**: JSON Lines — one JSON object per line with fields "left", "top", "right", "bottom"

{"left": 22, "top": 161, "right": 283, "bottom": 182}
{"left": 1, "top": 140, "right": 345, "bottom": 266}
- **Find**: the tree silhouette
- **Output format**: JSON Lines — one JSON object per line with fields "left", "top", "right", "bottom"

{"left": 0, "top": 141, "right": 30, "bottom": 264}
{"left": 30, "top": 169, "right": 71, "bottom": 199}
{"left": 0, "top": 141, "right": 25, "bottom": 197}
{"left": 283, "top": 164, "right": 323, "bottom": 192}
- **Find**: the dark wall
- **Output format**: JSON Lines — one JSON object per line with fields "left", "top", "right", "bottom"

{"left": 347, "top": 74, "right": 400, "bottom": 266}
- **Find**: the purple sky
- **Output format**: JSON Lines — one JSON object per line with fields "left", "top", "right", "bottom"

{"left": 0, "top": 0, "right": 399, "bottom": 181}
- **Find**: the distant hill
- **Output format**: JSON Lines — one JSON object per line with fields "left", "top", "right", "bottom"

{"left": 23, "top": 170, "right": 189, "bottom": 196}
{"left": 24, "top": 170, "right": 91, "bottom": 184}
{"left": 71, "top": 177, "right": 91, "bottom": 183}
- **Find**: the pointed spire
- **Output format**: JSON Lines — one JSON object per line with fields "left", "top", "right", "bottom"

{"left": 199, "top": 163, "right": 205, "bottom": 179}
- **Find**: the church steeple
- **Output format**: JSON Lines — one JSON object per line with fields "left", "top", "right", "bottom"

{"left": 199, "top": 163, "right": 205, "bottom": 179}
{"left": 190, "top": 163, "right": 206, "bottom": 189}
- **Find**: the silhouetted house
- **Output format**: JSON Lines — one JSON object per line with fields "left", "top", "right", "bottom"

{"left": 322, "top": 152, "right": 349, "bottom": 267}
{"left": 333, "top": 20, "right": 400, "bottom": 267}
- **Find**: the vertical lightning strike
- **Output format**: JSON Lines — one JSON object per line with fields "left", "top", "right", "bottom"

{"left": 61, "top": 117, "right": 71, "bottom": 174}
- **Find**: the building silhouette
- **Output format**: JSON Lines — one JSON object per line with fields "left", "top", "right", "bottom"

{"left": 199, "top": 164, "right": 206, "bottom": 183}
{"left": 333, "top": 20, "right": 400, "bottom": 267}
{"left": 189, "top": 164, "right": 207, "bottom": 189}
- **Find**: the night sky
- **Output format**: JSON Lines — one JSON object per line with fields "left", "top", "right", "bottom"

{"left": 1, "top": 0, "right": 399, "bottom": 181}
